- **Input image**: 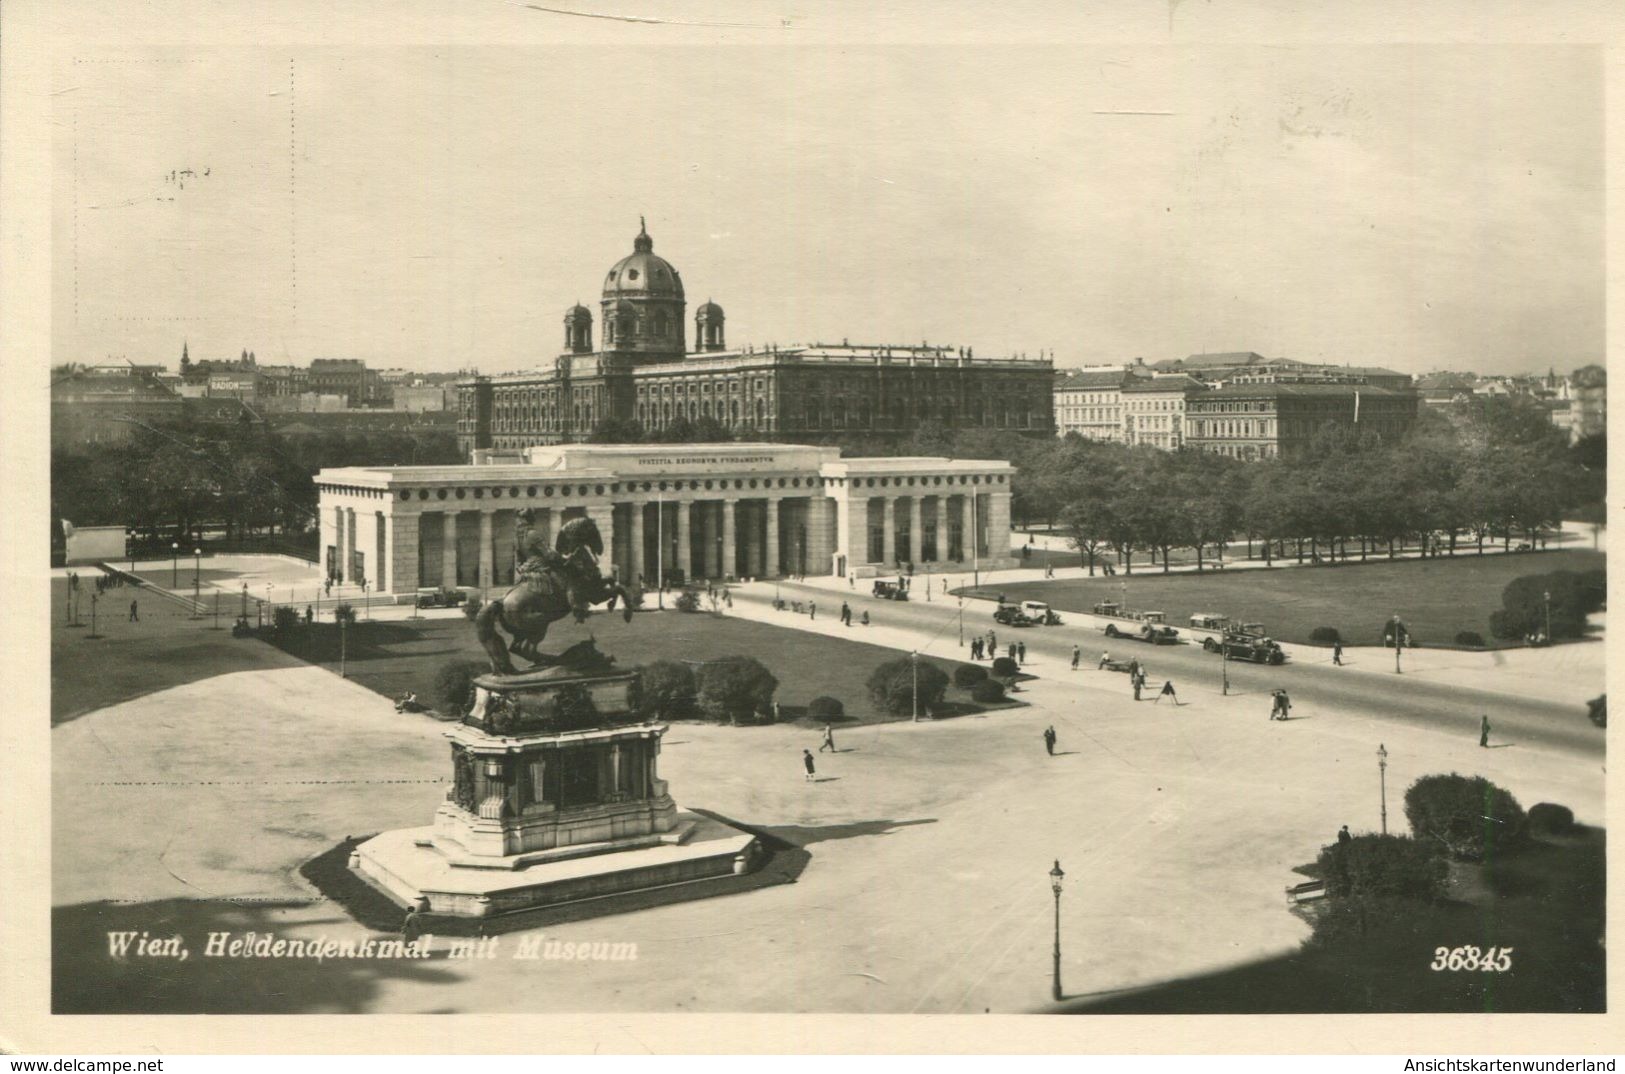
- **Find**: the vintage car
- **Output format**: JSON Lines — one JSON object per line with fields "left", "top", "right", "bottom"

{"left": 1093, "top": 600, "right": 1124, "bottom": 618}
{"left": 993, "top": 603, "right": 1037, "bottom": 626}
{"left": 872, "top": 580, "right": 910, "bottom": 601}
{"left": 1104, "top": 621, "right": 1180, "bottom": 644}
{"left": 1189, "top": 613, "right": 1231, "bottom": 631}
{"left": 1202, "top": 632, "right": 1287, "bottom": 664}
{"left": 1020, "top": 600, "right": 1063, "bottom": 626}
{"left": 414, "top": 586, "right": 467, "bottom": 609}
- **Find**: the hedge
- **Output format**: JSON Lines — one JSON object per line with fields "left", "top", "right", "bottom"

{"left": 636, "top": 660, "right": 695, "bottom": 720}
{"left": 969, "top": 679, "right": 1006, "bottom": 704}
{"left": 990, "top": 656, "right": 1020, "bottom": 681}
{"left": 1528, "top": 802, "right": 1575, "bottom": 836}
{"left": 1454, "top": 631, "right": 1486, "bottom": 648}
{"left": 695, "top": 655, "right": 778, "bottom": 724}
{"left": 866, "top": 658, "right": 950, "bottom": 717}
{"left": 432, "top": 659, "right": 486, "bottom": 714}
{"left": 1315, "top": 833, "right": 1447, "bottom": 902}
{"left": 1403, "top": 773, "right": 1527, "bottom": 861}
{"left": 952, "top": 663, "right": 989, "bottom": 689}
{"left": 807, "top": 696, "right": 845, "bottom": 720}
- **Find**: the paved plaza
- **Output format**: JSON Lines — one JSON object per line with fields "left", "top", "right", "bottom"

{"left": 51, "top": 540, "right": 1604, "bottom": 1014}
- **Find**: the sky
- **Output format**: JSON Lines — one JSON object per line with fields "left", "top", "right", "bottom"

{"left": 52, "top": 42, "right": 1604, "bottom": 377}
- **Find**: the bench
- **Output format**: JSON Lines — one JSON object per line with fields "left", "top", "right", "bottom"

{"left": 1285, "top": 879, "right": 1326, "bottom": 904}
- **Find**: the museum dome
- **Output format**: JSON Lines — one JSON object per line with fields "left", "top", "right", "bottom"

{"left": 602, "top": 220, "right": 684, "bottom": 301}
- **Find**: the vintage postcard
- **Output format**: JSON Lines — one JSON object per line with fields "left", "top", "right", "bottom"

{"left": 2, "top": 0, "right": 1620, "bottom": 1057}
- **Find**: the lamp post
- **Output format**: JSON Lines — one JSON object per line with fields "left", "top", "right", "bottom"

{"left": 339, "top": 616, "right": 348, "bottom": 679}
{"left": 191, "top": 547, "right": 202, "bottom": 619}
{"left": 911, "top": 651, "right": 921, "bottom": 722}
{"left": 1377, "top": 743, "right": 1389, "bottom": 835}
{"left": 265, "top": 584, "right": 273, "bottom": 627}
{"left": 171, "top": 542, "right": 179, "bottom": 589}
{"left": 957, "top": 593, "right": 964, "bottom": 648}
{"left": 1221, "top": 634, "right": 1230, "bottom": 696}
{"left": 240, "top": 582, "right": 249, "bottom": 620}
{"left": 213, "top": 590, "right": 221, "bottom": 630}
{"left": 1049, "top": 859, "right": 1065, "bottom": 1002}
{"left": 363, "top": 580, "right": 370, "bottom": 621}
{"left": 1543, "top": 590, "right": 1551, "bottom": 644}
{"left": 1391, "top": 615, "right": 1403, "bottom": 674}
{"left": 87, "top": 592, "right": 100, "bottom": 639}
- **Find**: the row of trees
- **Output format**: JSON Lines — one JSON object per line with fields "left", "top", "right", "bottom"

{"left": 51, "top": 417, "right": 462, "bottom": 548}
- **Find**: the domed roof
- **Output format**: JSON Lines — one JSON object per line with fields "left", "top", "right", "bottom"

{"left": 564, "top": 302, "right": 592, "bottom": 322}
{"left": 603, "top": 220, "right": 684, "bottom": 301}
{"left": 695, "top": 299, "right": 724, "bottom": 318}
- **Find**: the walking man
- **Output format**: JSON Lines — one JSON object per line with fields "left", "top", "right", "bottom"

{"left": 971, "top": 637, "right": 983, "bottom": 660}
{"left": 988, "top": 630, "right": 998, "bottom": 654}
{"left": 1272, "top": 690, "right": 1293, "bottom": 721}
{"left": 820, "top": 725, "right": 836, "bottom": 753}
{"left": 1132, "top": 676, "right": 1143, "bottom": 701}
{"left": 1479, "top": 714, "right": 1491, "bottom": 748}
{"left": 1332, "top": 640, "right": 1344, "bottom": 666}
{"left": 809, "top": 600, "right": 816, "bottom": 620}
{"left": 841, "top": 601, "right": 852, "bottom": 626}
{"left": 1017, "top": 641, "right": 1027, "bottom": 665}
{"left": 128, "top": 599, "right": 139, "bottom": 622}
{"left": 1043, "top": 725, "right": 1056, "bottom": 756}
{"left": 1071, "top": 644, "right": 1080, "bottom": 671}
{"left": 803, "top": 749, "right": 817, "bottom": 782}
{"left": 1155, "top": 679, "right": 1179, "bottom": 705}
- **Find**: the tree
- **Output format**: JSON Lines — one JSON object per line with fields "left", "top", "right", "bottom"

{"left": 635, "top": 661, "right": 696, "bottom": 720}
{"left": 866, "top": 657, "right": 949, "bottom": 717}
{"left": 695, "top": 655, "right": 778, "bottom": 724}
{"left": 1403, "top": 773, "right": 1527, "bottom": 861}
{"left": 588, "top": 417, "right": 645, "bottom": 443}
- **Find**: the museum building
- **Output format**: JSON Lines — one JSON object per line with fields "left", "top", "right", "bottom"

{"left": 315, "top": 442, "right": 1018, "bottom": 595}
{"left": 454, "top": 221, "right": 1055, "bottom": 453}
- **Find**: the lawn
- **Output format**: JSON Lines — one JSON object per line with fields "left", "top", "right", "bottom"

{"left": 261, "top": 606, "right": 1017, "bottom": 726}
{"left": 974, "top": 549, "right": 1606, "bottom": 650}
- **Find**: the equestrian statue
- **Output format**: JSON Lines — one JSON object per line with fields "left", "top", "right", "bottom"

{"left": 473, "top": 511, "right": 632, "bottom": 675}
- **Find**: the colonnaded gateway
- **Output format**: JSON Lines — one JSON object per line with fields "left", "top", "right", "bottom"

{"left": 316, "top": 443, "right": 1018, "bottom": 594}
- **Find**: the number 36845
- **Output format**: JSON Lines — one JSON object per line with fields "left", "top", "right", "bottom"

{"left": 1430, "top": 946, "right": 1513, "bottom": 971}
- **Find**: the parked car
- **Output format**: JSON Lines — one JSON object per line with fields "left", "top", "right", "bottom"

{"left": 872, "top": 580, "right": 909, "bottom": 601}
{"left": 1104, "top": 621, "right": 1180, "bottom": 644}
{"left": 415, "top": 586, "right": 466, "bottom": 609}
{"left": 1093, "top": 600, "right": 1124, "bottom": 618}
{"left": 1202, "top": 633, "right": 1287, "bottom": 664}
{"left": 1189, "top": 613, "right": 1231, "bottom": 631}
{"left": 1020, "top": 600, "right": 1063, "bottom": 626}
{"left": 994, "top": 603, "right": 1037, "bottom": 626}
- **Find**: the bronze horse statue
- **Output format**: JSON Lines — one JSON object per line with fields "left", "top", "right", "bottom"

{"left": 474, "top": 512, "right": 632, "bottom": 675}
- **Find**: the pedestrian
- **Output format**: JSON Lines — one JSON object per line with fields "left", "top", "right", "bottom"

{"left": 1338, "top": 824, "right": 1352, "bottom": 847}
{"left": 1098, "top": 651, "right": 1111, "bottom": 670}
{"left": 1132, "top": 677, "right": 1142, "bottom": 701}
{"left": 128, "top": 599, "right": 139, "bottom": 622}
{"left": 1155, "top": 679, "right": 1178, "bottom": 705}
{"left": 848, "top": 573, "right": 855, "bottom": 589}
{"left": 841, "top": 601, "right": 851, "bottom": 626}
{"left": 724, "top": 588, "right": 733, "bottom": 609}
{"left": 324, "top": 578, "right": 332, "bottom": 597}
{"left": 860, "top": 610, "right": 870, "bottom": 627}
{"left": 803, "top": 749, "right": 817, "bottom": 782}
{"left": 304, "top": 605, "right": 314, "bottom": 624}
{"left": 971, "top": 637, "right": 983, "bottom": 660}
{"left": 401, "top": 906, "right": 422, "bottom": 943}
{"left": 809, "top": 600, "right": 816, "bottom": 620}
{"left": 988, "top": 630, "right": 998, "bottom": 653}
{"left": 1479, "top": 714, "right": 1490, "bottom": 748}
{"left": 1070, "top": 645, "right": 1080, "bottom": 671}
{"left": 1043, "top": 725, "right": 1056, "bottom": 756}
{"left": 1017, "top": 641, "right": 1026, "bottom": 665}
{"left": 1332, "top": 641, "right": 1344, "bottom": 666}
{"left": 820, "top": 725, "right": 836, "bottom": 753}
{"left": 1007, "top": 642, "right": 1017, "bottom": 661}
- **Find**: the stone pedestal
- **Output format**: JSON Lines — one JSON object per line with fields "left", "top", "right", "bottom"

{"left": 352, "top": 662, "right": 760, "bottom": 918}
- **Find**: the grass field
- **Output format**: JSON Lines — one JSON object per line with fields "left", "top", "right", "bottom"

{"left": 265, "top": 607, "right": 1017, "bottom": 725}
{"left": 975, "top": 549, "right": 1606, "bottom": 650}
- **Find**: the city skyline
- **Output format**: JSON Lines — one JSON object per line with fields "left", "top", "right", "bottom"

{"left": 54, "top": 45, "right": 1604, "bottom": 378}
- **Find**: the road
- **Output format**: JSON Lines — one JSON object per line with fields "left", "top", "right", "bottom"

{"left": 752, "top": 582, "right": 1605, "bottom": 759}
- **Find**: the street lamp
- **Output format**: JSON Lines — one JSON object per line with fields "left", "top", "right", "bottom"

{"left": 87, "top": 592, "right": 100, "bottom": 639}
{"left": 957, "top": 593, "right": 964, "bottom": 648}
{"left": 171, "top": 541, "right": 179, "bottom": 588}
{"left": 363, "top": 581, "right": 370, "bottom": 621}
{"left": 1543, "top": 590, "right": 1551, "bottom": 644}
{"left": 339, "top": 615, "right": 348, "bottom": 679}
{"left": 1221, "top": 634, "right": 1230, "bottom": 696}
{"left": 911, "top": 651, "right": 921, "bottom": 722}
{"left": 266, "top": 584, "right": 273, "bottom": 626}
{"left": 1391, "top": 614, "right": 1403, "bottom": 674}
{"left": 1377, "top": 743, "right": 1389, "bottom": 835}
{"left": 191, "top": 548, "right": 202, "bottom": 619}
{"left": 1049, "top": 859, "right": 1065, "bottom": 1002}
{"left": 240, "top": 582, "right": 249, "bottom": 620}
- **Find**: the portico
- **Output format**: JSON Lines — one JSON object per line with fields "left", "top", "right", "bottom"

{"left": 316, "top": 443, "right": 1018, "bottom": 596}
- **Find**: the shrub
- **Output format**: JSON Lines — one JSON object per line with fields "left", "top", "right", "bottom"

{"left": 432, "top": 660, "right": 485, "bottom": 714}
{"left": 1528, "top": 802, "right": 1575, "bottom": 836}
{"left": 334, "top": 602, "right": 357, "bottom": 625}
{"left": 636, "top": 661, "right": 695, "bottom": 720}
{"left": 272, "top": 606, "right": 301, "bottom": 633}
{"left": 696, "top": 655, "right": 778, "bottom": 724}
{"left": 1490, "top": 570, "right": 1597, "bottom": 640}
{"left": 990, "top": 656, "right": 1020, "bottom": 681}
{"left": 1403, "top": 773, "right": 1527, "bottom": 861}
{"left": 866, "top": 658, "right": 950, "bottom": 717}
{"left": 1305, "top": 895, "right": 1429, "bottom": 948}
{"left": 675, "top": 589, "right": 702, "bottom": 614}
{"left": 1315, "top": 833, "right": 1447, "bottom": 902}
{"left": 969, "top": 679, "right": 1006, "bottom": 704}
{"left": 1454, "top": 630, "right": 1486, "bottom": 648}
{"left": 807, "top": 696, "right": 845, "bottom": 721}
{"left": 1309, "top": 626, "right": 1341, "bottom": 644}
{"left": 952, "top": 663, "right": 989, "bottom": 689}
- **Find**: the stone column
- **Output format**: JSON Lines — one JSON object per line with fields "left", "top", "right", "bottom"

{"left": 722, "top": 498, "right": 738, "bottom": 580}
{"left": 988, "top": 488, "right": 1013, "bottom": 565}
{"left": 345, "top": 508, "right": 358, "bottom": 583}
{"left": 764, "top": 498, "right": 780, "bottom": 577}
{"left": 807, "top": 494, "right": 835, "bottom": 575}
{"left": 676, "top": 501, "right": 692, "bottom": 580}
{"left": 934, "top": 495, "right": 949, "bottom": 564}
{"left": 628, "top": 500, "right": 645, "bottom": 586}
{"left": 478, "top": 510, "right": 495, "bottom": 590}
{"left": 390, "top": 511, "right": 419, "bottom": 594}
{"left": 375, "top": 510, "right": 387, "bottom": 592}
{"left": 907, "top": 494, "right": 923, "bottom": 565}
{"left": 881, "top": 497, "right": 895, "bottom": 568}
{"left": 586, "top": 504, "right": 615, "bottom": 580}
{"left": 441, "top": 511, "right": 458, "bottom": 590}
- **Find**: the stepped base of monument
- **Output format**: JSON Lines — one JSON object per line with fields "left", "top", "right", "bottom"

{"left": 352, "top": 810, "right": 760, "bottom": 918}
